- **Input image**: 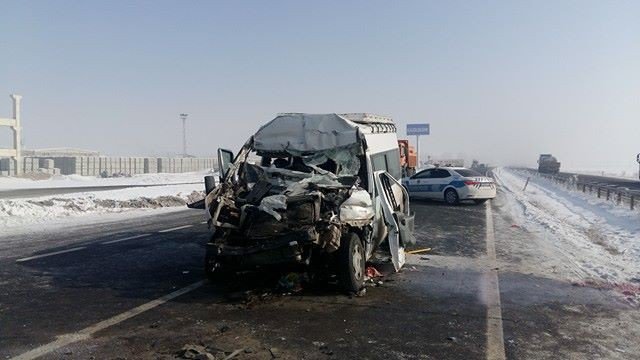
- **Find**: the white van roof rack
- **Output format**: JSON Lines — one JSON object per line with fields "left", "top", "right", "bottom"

{"left": 338, "top": 113, "right": 394, "bottom": 125}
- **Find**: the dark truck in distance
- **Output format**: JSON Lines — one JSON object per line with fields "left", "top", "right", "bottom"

{"left": 202, "top": 113, "right": 415, "bottom": 292}
{"left": 538, "top": 154, "right": 561, "bottom": 174}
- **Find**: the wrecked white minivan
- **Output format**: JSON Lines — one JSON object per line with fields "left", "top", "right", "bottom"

{"left": 203, "top": 113, "right": 415, "bottom": 292}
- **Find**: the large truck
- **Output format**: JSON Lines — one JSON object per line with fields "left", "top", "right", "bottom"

{"left": 538, "top": 154, "right": 561, "bottom": 174}
{"left": 397, "top": 139, "right": 417, "bottom": 177}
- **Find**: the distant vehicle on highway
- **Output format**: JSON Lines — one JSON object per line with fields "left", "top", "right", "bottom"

{"left": 402, "top": 167, "right": 496, "bottom": 205}
{"left": 538, "top": 154, "right": 561, "bottom": 174}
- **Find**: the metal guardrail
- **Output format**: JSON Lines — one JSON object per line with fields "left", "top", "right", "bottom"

{"left": 515, "top": 168, "right": 640, "bottom": 211}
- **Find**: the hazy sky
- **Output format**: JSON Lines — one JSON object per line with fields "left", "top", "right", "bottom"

{"left": 1, "top": 1, "right": 639, "bottom": 172}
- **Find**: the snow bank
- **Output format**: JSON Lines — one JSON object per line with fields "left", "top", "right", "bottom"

{"left": 494, "top": 167, "right": 640, "bottom": 286}
{"left": 0, "top": 171, "right": 213, "bottom": 190}
{"left": 0, "top": 183, "right": 204, "bottom": 230}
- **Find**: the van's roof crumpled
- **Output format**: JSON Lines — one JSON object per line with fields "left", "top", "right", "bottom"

{"left": 253, "top": 113, "right": 359, "bottom": 153}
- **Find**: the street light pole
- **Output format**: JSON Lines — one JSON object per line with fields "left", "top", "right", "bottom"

{"left": 180, "top": 113, "right": 188, "bottom": 157}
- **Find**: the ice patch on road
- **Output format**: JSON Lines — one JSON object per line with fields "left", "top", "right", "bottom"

{"left": 494, "top": 167, "right": 640, "bottom": 285}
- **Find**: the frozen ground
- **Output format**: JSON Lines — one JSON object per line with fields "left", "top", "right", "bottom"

{"left": 562, "top": 163, "right": 639, "bottom": 179}
{"left": 0, "top": 172, "right": 210, "bottom": 234}
{"left": 0, "top": 171, "right": 210, "bottom": 190}
{"left": 493, "top": 167, "right": 640, "bottom": 290}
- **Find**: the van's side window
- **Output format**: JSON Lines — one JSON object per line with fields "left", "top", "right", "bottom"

{"left": 371, "top": 153, "right": 388, "bottom": 173}
{"left": 371, "top": 149, "right": 402, "bottom": 180}
{"left": 384, "top": 149, "right": 401, "bottom": 180}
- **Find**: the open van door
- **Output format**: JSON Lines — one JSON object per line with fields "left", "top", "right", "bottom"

{"left": 217, "top": 148, "right": 234, "bottom": 182}
{"left": 374, "top": 170, "right": 416, "bottom": 271}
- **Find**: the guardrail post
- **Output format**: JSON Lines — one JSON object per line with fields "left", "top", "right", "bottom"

{"left": 606, "top": 189, "right": 610, "bottom": 200}
{"left": 617, "top": 192, "right": 622, "bottom": 205}
{"left": 597, "top": 188, "right": 601, "bottom": 198}
{"left": 631, "top": 195, "right": 635, "bottom": 210}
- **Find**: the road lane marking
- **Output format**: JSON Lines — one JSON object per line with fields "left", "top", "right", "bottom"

{"left": 101, "top": 233, "right": 152, "bottom": 245}
{"left": 158, "top": 224, "right": 193, "bottom": 233}
{"left": 484, "top": 202, "right": 506, "bottom": 360}
{"left": 16, "top": 247, "right": 86, "bottom": 263}
{"left": 200, "top": 221, "right": 208, "bottom": 224}
{"left": 10, "top": 280, "right": 206, "bottom": 360}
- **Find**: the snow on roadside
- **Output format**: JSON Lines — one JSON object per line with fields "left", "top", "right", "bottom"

{"left": 0, "top": 183, "right": 204, "bottom": 231}
{"left": 0, "top": 171, "right": 212, "bottom": 190}
{"left": 494, "top": 167, "right": 640, "bottom": 287}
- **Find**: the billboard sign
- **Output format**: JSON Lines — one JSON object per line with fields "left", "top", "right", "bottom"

{"left": 406, "top": 123, "right": 430, "bottom": 136}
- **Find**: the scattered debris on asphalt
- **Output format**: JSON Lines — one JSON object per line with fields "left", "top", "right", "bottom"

{"left": 268, "top": 347, "right": 280, "bottom": 358}
{"left": 365, "top": 266, "right": 383, "bottom": 279}
{"left": 572, "top": 279, "right": 640, "bottom": 304}
{"left": 406, "top": 247, "right": 432, "bottom": 254}
{"left": 178, "top": 344, "right": 214, "bottom": 359}
{"left": 277, "top": 272, "right": 307, "bottom": 293}
{"left": 222, "top": 348, "right": 244, "bottom": 360}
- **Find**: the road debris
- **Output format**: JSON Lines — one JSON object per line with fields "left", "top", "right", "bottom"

{"left": 277, "top": 272, "right": 306, "bottom": 293}
{"left": 365, "top": 266, "right": 383, "bottom": 278}
{"left": 223, "top": 348, "right": 244, "bottom": 360}
{"left": 178, "top": 344, "right": 214, "bottom": 360}
{"left": 406, "top": 248, "right": 432, "bottom": 254}
{"left": 269, "top": 347, "right": 280, "bottom": 358}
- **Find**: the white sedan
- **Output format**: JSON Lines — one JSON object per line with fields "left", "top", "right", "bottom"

{"left": 402, "top": 167, "right": 496, "bottom": 205}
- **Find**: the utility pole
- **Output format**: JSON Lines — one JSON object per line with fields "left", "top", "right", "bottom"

{"left": 0, "top": 94, "right": 22, "bottom": 175}
{"left": 180, "top": 113, "right": 188, "bottom": 157}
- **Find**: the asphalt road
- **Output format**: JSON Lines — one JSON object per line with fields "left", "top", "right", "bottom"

{"left": 0, "top": 182, "right": 203, "bottom": 199}
{"left": 1, "top": 196, "right": 638, "bottom": 359}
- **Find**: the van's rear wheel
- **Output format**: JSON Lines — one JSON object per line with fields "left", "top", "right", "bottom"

{"left": 338, "top": 232, "right": 365, "bottom": 293}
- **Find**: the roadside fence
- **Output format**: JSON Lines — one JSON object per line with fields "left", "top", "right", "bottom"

{"left": 515, "top": 168, "right": 640, "bottom": 212}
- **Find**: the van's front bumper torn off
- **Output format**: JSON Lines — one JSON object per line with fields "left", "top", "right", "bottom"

{"left": 207, "top": 229, "right": 317, "bottom": 267}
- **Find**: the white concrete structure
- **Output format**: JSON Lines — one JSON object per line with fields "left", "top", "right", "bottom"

{"left": 0, "top": 94, "right": 22, "bottom": 175}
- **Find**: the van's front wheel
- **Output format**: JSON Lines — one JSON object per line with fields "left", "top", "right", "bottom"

{"left": 338, "top": 232, "right": 365, "bottom": 293}
{"left": 204, "top": 235, "right": 229, "bottom": 282}
{"left": 204, "top": 247, "right": 223, "bottom": 282}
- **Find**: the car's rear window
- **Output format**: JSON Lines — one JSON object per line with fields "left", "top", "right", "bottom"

{"left": 454, "top": 169, "right": 482, "bottom": 177}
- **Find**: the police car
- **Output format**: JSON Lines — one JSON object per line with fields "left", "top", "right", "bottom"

{"left": 402, "top": 167, "right": 496, "bottom": 205}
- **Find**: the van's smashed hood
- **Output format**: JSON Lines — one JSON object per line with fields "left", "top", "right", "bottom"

{"left": 253, "top": 113, "right": 360, "bottom": 153}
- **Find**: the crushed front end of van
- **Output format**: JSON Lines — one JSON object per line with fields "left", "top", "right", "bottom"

{"left": 204, "top": 113, "right": 415, "bottom": 292}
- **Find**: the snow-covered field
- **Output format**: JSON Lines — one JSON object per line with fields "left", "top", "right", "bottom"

{"left": 0, "top": 172, "right": 211, "bottom": 234}
{"left": 494, "top": 167, "right": 640, "bottom": 287}
{"left": 0, "top": 171, "right": 207, "bottom": 190}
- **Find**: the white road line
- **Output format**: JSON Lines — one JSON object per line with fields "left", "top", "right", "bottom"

{"left": 158, "top": 224, "right": 193, "bottom": 233}
{"left": 101, "top": 233, "right": 152, "bottom": 245}
{"left": 200, "top": 221, "right": 208, "bottom": 224}
{"left": 484, "top": 202, "right": 506, "bottom": 360}
{"left": 10, "top": 280, "right": 206, "bottom": 360}
{"left": 16, "top": 247, "right": 86, "bottom": 263}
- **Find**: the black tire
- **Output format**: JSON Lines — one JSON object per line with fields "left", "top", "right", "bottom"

{"left": 474, "top": 199, "right": 488, "bottom": 205}
{"left": 204, "top": 247, "right": 223, "bottom": 282}
{"left": 204, "top": 234, "right": 230, "bottom": 282}
{"left": 444, "top": 188, "right": 459, "bottom": 205}
{"left": 337, "top": 232, "right": 365, "bottom": 293}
